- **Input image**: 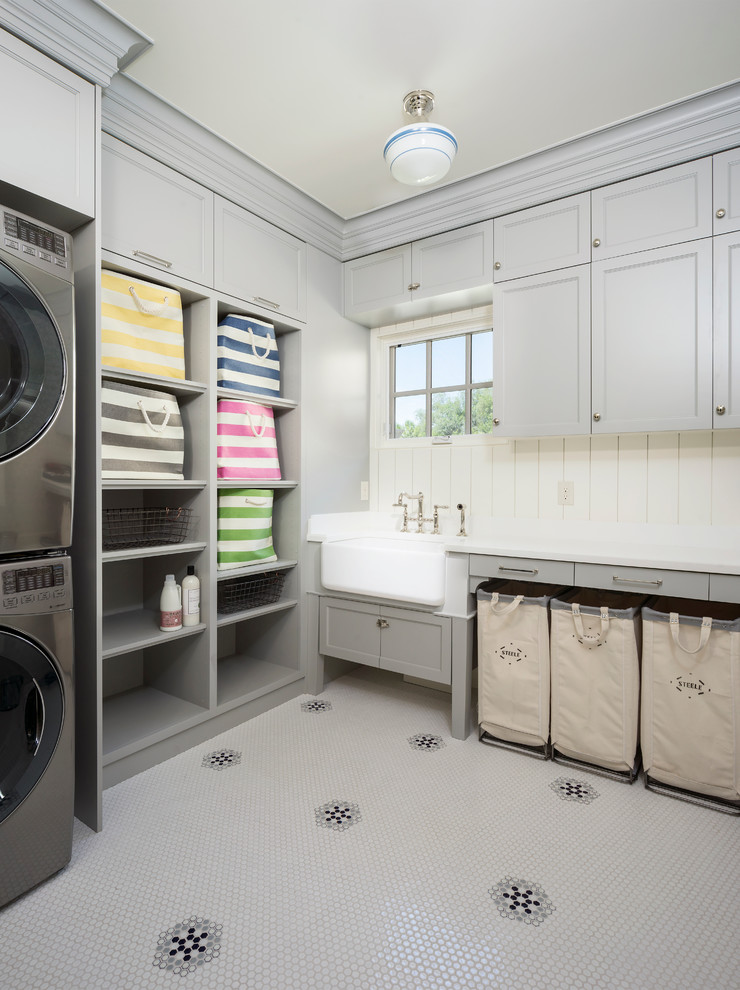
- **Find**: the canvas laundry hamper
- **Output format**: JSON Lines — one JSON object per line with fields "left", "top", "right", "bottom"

{"left": 101, "top": 270, "right": 185, "bottom": 380}
{"left": 550, "top": 588, "right": 649, "bottom": 779}
{"left": 641, "top": 598, "right": 740, "bottom": 811}
{"left": 477, "top": 581, "right": 568, "bottom": 755}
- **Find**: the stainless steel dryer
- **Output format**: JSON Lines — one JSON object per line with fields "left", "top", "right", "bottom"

{"left": 0, "top": 553, "right": 74, "bottom": 908}
{"left": 0, "top": 206, "right": 74, "bottom": 554}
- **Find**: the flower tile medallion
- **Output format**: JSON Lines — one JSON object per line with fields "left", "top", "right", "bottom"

{"left": 549, "top": 776, "right": 600, "bottom": 804}
{"left": 408, "top": 733, "right": 446, "bottom": 752}
{"left": 301, "top": 699, "right": 333, "bottom": 713}
{"left": 201, "top": 749, "right": 241, "bottom": 771}
{"left": 489, "top": 877, "right": 555, "bottom": 926}
{"left": 153, "top": 916, "right": 223, "bottom": 976}
{"left": 315, "top": 800, "right": 362, "bottom": 831}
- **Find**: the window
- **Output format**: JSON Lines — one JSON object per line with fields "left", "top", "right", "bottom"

{"left": 390, "top": 330, "right": 493, "bottom": 438}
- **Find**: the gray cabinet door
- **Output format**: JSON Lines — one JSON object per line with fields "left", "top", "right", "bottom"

{"left": 343, "top": 244, "right": 412, "bottom": 319}
{"left": 214, "top": 196, "right": 307, "bottom": 321}
{"left": 591, "top": 158, "right": 712, "bottom": 260}
{"left": 413, "top": 221, "right": 493, "bottom": 300}
{"left": 380, "top": 606, "right": 451, "bottom": 684}
{"left": 0, "top": 27, "right": 95, "bottom": 219}
{"left": 101, "top": 135, "right": 214, "bottom": 285}
{"left": 493, "top": 194, "right": 590, "bottom": 282}
{"left": 492, "top": 265, "right": 591, "bottom": 436}
{"left": 591, "top": 240, "right": 713, "bottom": 433}
{"left": 319, "top": 597, "right": 380, "bottom": 666}
{"left": 713, "top": 147, "right": 740, "bottom": 235}
{"left": 713, "top": 230, "right": 740, "bottom": 429}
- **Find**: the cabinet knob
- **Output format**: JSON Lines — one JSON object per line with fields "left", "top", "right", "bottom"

{"left": 716, "top": 404, "right": 726, "bottom": 415}
{"left": 593, "top": 412, "right": 601, "bottom": 422}
{"left": 494, "top": 261, "right": 501, "bottom": 270}
{"left": 493, "top": 418, "right": 500, "bottom": 426}
{"left": 377, "top": 618, "right": 390, "bottom": 629}
{"left": 408, "top": 282, "right": 421, "bottom": 291}
{"left": 592, "top": 238, "right": 601, "bottom": 248}
{"left": 716, "top": 208, "right": 726, "bottom": 219}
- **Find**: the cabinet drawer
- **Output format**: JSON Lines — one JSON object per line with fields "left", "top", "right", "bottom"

{"left": 709, "top": 574, "right": 740, "bottom": 604}
{"left": 469, "top": 554, "right": 575, "bottom": 590}
{"left": 574, "top": 562, "right": 708, "bottom": 599}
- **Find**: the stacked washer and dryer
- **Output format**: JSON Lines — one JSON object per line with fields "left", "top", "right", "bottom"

{"left": 0, "top": 206, "right": 76, "bottom": 907}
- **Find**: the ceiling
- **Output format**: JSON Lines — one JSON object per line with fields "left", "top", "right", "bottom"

{"left": 102, "top": 0, "right": 740, "bottom": 220}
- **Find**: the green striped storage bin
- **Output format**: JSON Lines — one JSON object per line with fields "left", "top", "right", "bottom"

{"left": 217, "top": 489, "right": 277, "bottom": 570}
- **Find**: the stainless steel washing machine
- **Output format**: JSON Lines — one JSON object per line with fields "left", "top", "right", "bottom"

{"left": 0, "top": 206, "right": 74, "bottom": 555}
{"left": 0, "top": 553, "right": 74, "bottom": 908}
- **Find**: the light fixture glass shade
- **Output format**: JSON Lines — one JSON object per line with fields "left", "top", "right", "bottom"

{"left": 383, "top": 122, "right": 458, "bottom": 186}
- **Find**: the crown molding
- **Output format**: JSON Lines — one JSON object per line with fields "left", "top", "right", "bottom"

{"left": 341, "top": 81, "right": 740, "bottom": 260}
{"left": 0, "top": 0, "right": 151, "bottom": 86}
{"left": 102, "top": 73, "right": 345, "bottom": 260}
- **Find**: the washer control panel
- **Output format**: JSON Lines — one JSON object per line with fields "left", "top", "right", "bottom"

{"left": 0, "top": 554, "right": 72, "bottom": 614}
{"left": 1, "top": 205, "right": 72, "bottom": 282}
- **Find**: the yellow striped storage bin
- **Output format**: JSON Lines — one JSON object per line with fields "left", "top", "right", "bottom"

{"left": 101, "top": 270, "right": 186, "bottom": 380}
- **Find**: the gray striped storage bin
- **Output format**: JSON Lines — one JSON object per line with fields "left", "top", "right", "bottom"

{"left": 101, "top": 380, "right": 185, "bottom": 480}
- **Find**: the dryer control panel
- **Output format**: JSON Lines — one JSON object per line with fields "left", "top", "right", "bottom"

{"left": 1, "top": 206, "right": 72, "bottom": 282}
{"left": 0, "top": 554, "right": 72, "bottom": 614}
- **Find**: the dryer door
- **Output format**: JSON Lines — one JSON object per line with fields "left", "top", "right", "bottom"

{"left": 0, "top": 629, "right": 64, "bottom": 824}
{"left": 0, "top": 257, "right": 66, "bottom": 462}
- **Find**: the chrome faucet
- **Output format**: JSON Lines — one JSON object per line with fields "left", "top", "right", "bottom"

{"left": 393, "top": 492, "right": 424, "bottom": 532}
{"left": 432, "top": 504, "right": 449, "bottom": 535}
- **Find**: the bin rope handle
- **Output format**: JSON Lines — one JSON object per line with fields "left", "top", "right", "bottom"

{"left": 137, "top": 400, "right": 171, "bottom": 434}
{"left": 669, "top": 613, "right": 712, "bottom": 655}
{"left": 488, "top": 593, "right": 524, "bottom": 616}
{"left": 571, "top": 604, "right": 610, "bottom": 647}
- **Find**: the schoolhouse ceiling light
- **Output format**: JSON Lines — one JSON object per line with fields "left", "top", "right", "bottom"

{"left": 383, "top": 90, "right": 458, "bottom": 187}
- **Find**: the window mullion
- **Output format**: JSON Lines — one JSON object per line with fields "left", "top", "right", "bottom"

{"left": 426, "top": 339, "right": 432, "bottom": 437}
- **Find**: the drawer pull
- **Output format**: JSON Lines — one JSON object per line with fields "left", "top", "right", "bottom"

{"left": 252, "top": 295, "right": 281, "bottom": 311}
{"left": 498, "top": 566, "right": 539, "bottom": 575}
{"left": 132, "top": 249, "right": 173, "bottom": 268}
{"left": 612, "top": 575, "right": 663, "bottom": 587}
{"left": 377, "top": 618, "right": 390, "bottom": 629}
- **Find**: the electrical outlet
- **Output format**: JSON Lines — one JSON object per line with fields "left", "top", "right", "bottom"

{"left": 360, "top": 481, "right": 369, "bottom": 501}
{"left": 557, "top": 480, "right": 574, "bottom": 506}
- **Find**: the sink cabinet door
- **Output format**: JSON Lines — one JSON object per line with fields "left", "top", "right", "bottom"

{"left": 380, "top": 607, "right": 451, "bottom": 685}
{"left": 319, "top": 597, "right": 380, "bottom": 666}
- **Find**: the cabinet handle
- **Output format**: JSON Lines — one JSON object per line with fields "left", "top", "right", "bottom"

{"left": 592, "top": 238, "right": 601, "bottom": 248}
{"left": 716, "top": 404, "right": 726, "bottom": 415}
{"left": 408, "top": 282, "right": 421, "bottom": 291}
{"left": 612, "top": 575, "right": 663, "bottom": 587}
{"left": 494, "top": 262, "right": 501, "bottom": 270}
{"left": 716, "top": 208, "right": 726, "bottom": 219}
{"left": 251, "top": 295, "right": 281, "bottom": 311}
{"left": 498, "top": 565, "right": 539, "bottom": 575}
{"left": 377, "top": 618, "right": 389, "bottom": 629}
{"left": 132, "top": 249, "right": 173, "bottom": 268}
{"left": 593, "top": 412, "right": 601, "bottom": 422}
{"left": 493, "top": 418, "right": 500, "bottom": 426}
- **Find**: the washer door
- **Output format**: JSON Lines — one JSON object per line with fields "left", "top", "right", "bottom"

{"left": 0, "top": 257, "right": 66, "bottom": 462}
{"left": 0, "top": 629, "right": 64, "bottom": 824}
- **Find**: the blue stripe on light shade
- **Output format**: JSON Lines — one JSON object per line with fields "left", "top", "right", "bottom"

{"left": 383, "top": 124, "right": 458, "bottom": 158}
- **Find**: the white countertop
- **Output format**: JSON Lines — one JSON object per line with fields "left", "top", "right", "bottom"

{"left": 307, "top": 513, "right": 740, "bottom": 575}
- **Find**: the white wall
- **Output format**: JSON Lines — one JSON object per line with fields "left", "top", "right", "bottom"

{"left": 370, "top": 430, "right": 740, "bottom": 527}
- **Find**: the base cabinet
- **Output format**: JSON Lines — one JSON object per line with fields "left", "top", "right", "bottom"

{"left": 319, "top": 596, "right": 451, "bottom": 684}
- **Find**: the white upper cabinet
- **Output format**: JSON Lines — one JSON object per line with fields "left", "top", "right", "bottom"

{"left": 713, "top": 230, "right": 740, "bottom": 429}
{"left": 214, "top": 196, "right": 307, "bottom": 322}
{"left": 713, "top": 147, "right": 740, "bottom": 235}
{"left": 492, "top": 266, "right": 591, "bottom": 437}
{"left": 591, "top": 158, "right": 713, "bottom": 260}
{"left": 101, "top": 135, "right": 214, "bottom": 286}
{"left": 591, "top": 240, "right": 713, "bottom": 434}
{"left": 493, "top": 193, "right": 591, "bottom": 282}
{"left": 0, "top": 27, "right": 95, "bottom": 218}
{"left": 343, "top": 221, "right": 493, "bottom": 325}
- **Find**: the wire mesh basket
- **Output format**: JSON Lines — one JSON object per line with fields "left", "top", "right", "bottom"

{"left": 217, "top": 570, "right": 286, "bottom": 614}
{"left": 102, "top": 506, "right": 193, "bottom": 550}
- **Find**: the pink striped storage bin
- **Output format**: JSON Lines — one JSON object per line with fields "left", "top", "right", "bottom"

{"left": 216, "top": 399, "right": 281, "bottom": 480}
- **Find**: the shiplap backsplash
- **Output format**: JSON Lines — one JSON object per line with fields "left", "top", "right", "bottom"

{"left": 369, "top": 430, "right": 740, "bottom": 526}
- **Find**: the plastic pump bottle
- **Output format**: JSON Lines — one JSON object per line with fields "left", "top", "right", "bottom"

{"left": 159, "top": 574, "right": 182, "bottom": 631}
{"left": 182, "top": 565, "right": 201, "bottom": 627}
